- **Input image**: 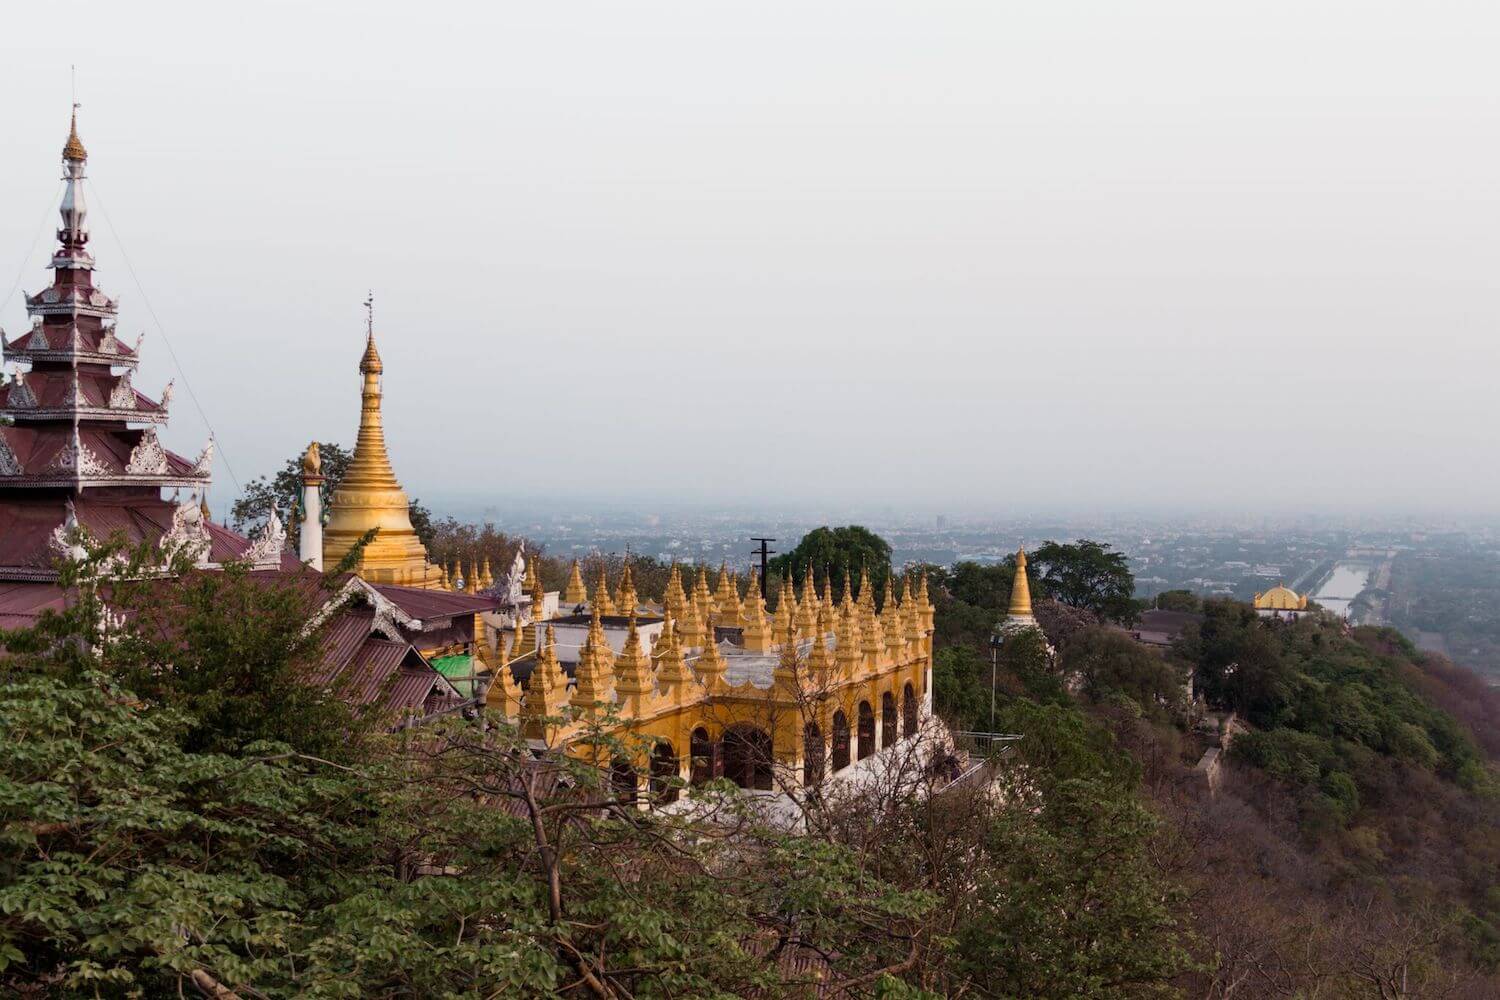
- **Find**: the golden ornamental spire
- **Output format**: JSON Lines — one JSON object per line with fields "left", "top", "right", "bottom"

{"left": 1008, "top": 546, "right": 1034, "bottom": 619}
{"left": 564, "top": 559, "right": 588, "bottom": 604}
{"left": 694, "top": 613, "right": 728, "bottom": 689}
{"left": 63, "top": 107, "right": 87, "bottom": 162}
{"left": 616, "top": 561, "right": 638, "bottom": 617}
{"left": 612, "top": 614, "right": 655, "bottom": 710}
{"left": 592, "top": 568, "right": 617, "bottom": 616}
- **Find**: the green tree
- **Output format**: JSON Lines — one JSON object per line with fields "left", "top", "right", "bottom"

{"left": 1060, "top": 626, "right": 1185, "bottom": 720}
{"left": 1031, "top": 539, "right": 1137, "bottom": 623}
{"left": 770, "top": 525, "right": 893, "bottom": 603}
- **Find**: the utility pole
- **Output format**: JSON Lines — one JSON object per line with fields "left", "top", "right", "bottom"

{"left": 750, "top": 537, "right": 776, "bottom": 601}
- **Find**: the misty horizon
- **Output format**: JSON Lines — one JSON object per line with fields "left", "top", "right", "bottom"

{"left": 3, "top": 2, "right": 1498, "bottom": 519}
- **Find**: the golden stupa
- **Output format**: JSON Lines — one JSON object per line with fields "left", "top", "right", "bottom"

{"left": 322, "top": 319, "right": 443, "bottom": 588}
{"left": 1008, "top": 546, "right": 1034, "bottom": 619}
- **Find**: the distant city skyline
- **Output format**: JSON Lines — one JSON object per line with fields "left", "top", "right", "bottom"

{"left": 3, "top": 2, "right": 1499, "bottom": 516}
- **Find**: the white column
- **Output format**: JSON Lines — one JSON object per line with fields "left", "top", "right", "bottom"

{"left": 300, "top": 479, "right": 323, "bottom": 571}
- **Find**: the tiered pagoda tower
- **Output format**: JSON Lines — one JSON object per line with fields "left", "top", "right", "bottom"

{"left": 0, "top": 113, "right": 262, "bottom": 580}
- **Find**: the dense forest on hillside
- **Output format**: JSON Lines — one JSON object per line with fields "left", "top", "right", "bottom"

{"left": 931, "top": 555, "right": 1500, "bottom": 997}
{"left": 3, "top": 527, "right": 1497, "bottom": 997}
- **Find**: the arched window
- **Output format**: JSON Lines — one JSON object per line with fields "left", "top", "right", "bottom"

{"left": 903, "top": 682, "right": 918, "bottom": 737}
{"left": 722, "top": 724, "right": 774, "bottom": 791}
{"left": 857, "top": 701, "right": 875, "bottom": 760}
{"left": 803, "top": 722, "right": 825, "bottom": 787}
{"left": 689, "top": 727, "right": 713, "bottom": 786}
{"left": 650, "top": 741, "right": 679, "bottom": 804}
{"left": 881, "top": 691, "right": 897, "bottom": 749}
{"left": 611, "top": 757, "right": 638, "bottom": 804}
{"left": 831, "top": 710, "right": 850, "bottom": 771}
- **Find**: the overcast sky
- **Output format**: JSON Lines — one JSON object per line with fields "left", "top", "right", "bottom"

{"left": 2, "top": 2, "right": 1498, "bottom": 517}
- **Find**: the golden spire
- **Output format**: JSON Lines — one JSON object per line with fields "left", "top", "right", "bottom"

{"left": 63, "top": 107, "right": 87, "bottom": 162}
{"left": 741, "top": 584, "right": 772, "bottom": 653}
{"left": 694, "top": 613, "right": 727, "bottom": 689}
{"left": 714, "top": 563, "right": 741, "bottom": 620}
{"left": 796, "top": 565, "right": 818, "bottom": 638}
{"left": 656, "top": 617, "right": 695, "bottom": 695}
{"left": 481, "top": 558, "right": 494, "bottom": 589}
{"left": 773, "top": 616, "right": 801, "bottom": 693}
{"left": 806, "top": 628, "right": 833, "bottom": 683}
{"left": 692, "top": 565, "right": 712, "bottom": 610}
{"left": 572, "top": 607, "right": 614, "bottom": 712}
{"left": 531, "top": 568, "right": 548, "bottom": 623}
{"left": 1008, "top": 546, "right": 1034, "bottom": 619}
{"left": 592, "top": 568, "right": 617, "bottom": 616}
{"left": 485, "top": 640, "right": 524, "bottom": 719}
{"left": 679, "top": 591, "right": 705, "bottom": 650}
{"left": 664, "top": 562, "right": 687, "bottom": 619}
{"left": 525, "top": 555, "right": 539, "bottom": 594}
{"left": 612, "top": 614, "right": 655, "bottom": 711}
{"left": 616, "top": 561, "right": 638, "bottom": 617}
{"left": 468, "top": 560, "right": 482, "bottom": 594}
{"left": 323, "top": 297, "right": 441, "bottom": 587}
{"left": 564, "top": 559, "right": 588, "bottom": 604}
{"left": 741, "top": 568, "right": 760, "bottom": 625}
{"left": 771, "top": 577, "right": 794, "bottom": 640}
{"left": 835, "top": 602, "right": 861, "bottom": 680}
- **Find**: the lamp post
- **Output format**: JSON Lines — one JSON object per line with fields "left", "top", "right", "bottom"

{"left": 988, "top": 632, "right": 1003, "bottom": 736}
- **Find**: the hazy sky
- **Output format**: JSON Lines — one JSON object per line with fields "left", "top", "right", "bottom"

{"left": 3, "top": 2, "right": 1498, "bottom": 517}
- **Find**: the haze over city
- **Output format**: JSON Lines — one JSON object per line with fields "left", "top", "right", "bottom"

{"left": 2, "top": 1, "right": 1498, "bottom": 515}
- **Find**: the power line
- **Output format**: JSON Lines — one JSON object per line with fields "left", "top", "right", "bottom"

{"left": 87, "top": 181, "right": 242, "bottom": 495}
{"left": 0, "top": 181, "right": 64, "bottom": 318}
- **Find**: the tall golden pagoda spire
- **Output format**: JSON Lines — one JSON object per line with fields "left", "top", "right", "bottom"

{"left": 1008, "top": 546, "right": 1035, "bottom": 620}
{"left": 322, "top": 295, "right": 442, "bottom": 587}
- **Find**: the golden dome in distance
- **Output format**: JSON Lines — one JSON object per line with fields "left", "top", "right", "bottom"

{"left": 1253, "top": 584, "right": 1307, "bottom": 611}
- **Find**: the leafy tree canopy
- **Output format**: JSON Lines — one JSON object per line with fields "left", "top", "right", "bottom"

{"left": 230, "top": 442, "right": 435, "bottom": 551}
{"left": 770, "top": 525, "right": 893, "bottom": 605}
{"left": 1031, "top": 539, "right": 1137, "bottom": 623}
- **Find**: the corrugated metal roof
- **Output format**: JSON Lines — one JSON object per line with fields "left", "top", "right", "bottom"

{"left": 371, "top": 583, "right": 502, "bottom": 619}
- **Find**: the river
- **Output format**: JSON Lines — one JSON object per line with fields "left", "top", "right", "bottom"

{"left": 1313, "top": 563, "right": 1372, "bottom": 618}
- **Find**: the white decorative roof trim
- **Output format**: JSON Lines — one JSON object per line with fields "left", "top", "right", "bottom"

{"left": 8, "top": 373, "right": 37, "bottom": 409}
{"left": 304, "top": 575, "right": 416, "bottom": 644}
{"left": 159, "top": 494, "right": 213, "bottom": 568}
{"left": 46, "top": 434, "right": 112, "bottom": 478}
{"left": 159, "top": 379, "right": 174, "bottom": 411}
{"left": 0, "top": 434, "right": 21, "bottom": 476}
{"left": 191, "top": 437, "right": 214, "bottom": 478}
{"left": 109, "top": 371, "right": 137, "bottom": 409}
{"left": 125, "top": 428, "right": 171, "bottom": 475}
{"left": 245, "top": 502, "right": 288, "bottom": 570}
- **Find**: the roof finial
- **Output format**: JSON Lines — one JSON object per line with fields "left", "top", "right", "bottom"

{"left": 63, "top": 100, "right": 87, "bottom": 163}
{"left": 358, "top": 291, "right": 382, "bottom": 375}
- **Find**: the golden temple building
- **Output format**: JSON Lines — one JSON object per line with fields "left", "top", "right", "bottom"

{"left": 296, "top": 305, "right": 938, "bottom": 803}
{"left": 1253, "top": 583, "right": 1308, "bottom": 619}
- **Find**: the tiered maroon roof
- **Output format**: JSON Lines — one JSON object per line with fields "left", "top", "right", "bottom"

{"left": 0, "top": 116, "right": 217, "bottom": 578}
{"left": 0, "top": 115, "right": 472, "bottom": 724}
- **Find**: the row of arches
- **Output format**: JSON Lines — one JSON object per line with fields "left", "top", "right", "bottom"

{"left": 676, "top": 681, "right": 921, "bottom": 793}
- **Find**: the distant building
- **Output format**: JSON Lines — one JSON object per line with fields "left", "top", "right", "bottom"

{"left": 1253, "top": 584, "right": 1308, "bottom": 621}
